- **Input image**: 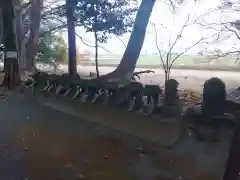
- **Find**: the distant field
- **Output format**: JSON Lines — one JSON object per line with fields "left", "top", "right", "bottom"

{"left": 80, "top": 54, "right": 240, "bottom": 71}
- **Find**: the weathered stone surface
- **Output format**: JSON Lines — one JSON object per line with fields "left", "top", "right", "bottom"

{"left": 164, "top": 79, "right": 179, "bottom": 106}
{"left": 202, "top": 77, "right": 226, "bottom": 117}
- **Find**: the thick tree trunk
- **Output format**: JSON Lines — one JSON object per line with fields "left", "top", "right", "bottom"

{"left": 66, "top": 0, "right": 77, "bottom": 76}
{"left": 103, "top": 0, "right": 156, "bottom": 79}
{"left": 1, "top": 0, "right": 20, "bottom": 88}
{"left": 15, "top": 2, "right": 27, "bottom": 71}
{"left": 25, "top": 0, "right": 42, "bottom": 71}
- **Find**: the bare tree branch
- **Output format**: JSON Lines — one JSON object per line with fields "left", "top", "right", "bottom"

{"left": 192, "top": 6, "right": 220, "bottom": 24}
{"left": 75, "top": 33, "right": 111, "bottom": 53}
{"left": 165, "top": 0, "right": 199, "bottom": 13}
{"left": 169, "top": 33, "right": 218, "bottom": 69}
{"left": 168, "top": 0, "right": 177, "bottom": 12}
{"left": 196, "top": 17, "right": 240, "bottom": 61}
{"left": 166, "top": 14, "right": 190, "bottom": 68}
{"left": 152, "top": 22, "right": 167, "bottom": 71}
{"left": 115, "top": 35, "right": 127, "bottom": 48}
{"left": 39, "top": 24, "right": 67, "bottom": 37}
{"left": 221, "top": 21, "right": 240, "bottom": 40}
{"left": 168, "top": 35, "right": 172, "bottom": 49}
{"left": 151, "top": 2, "right": 220, "bottom": 77}
{"left": 208, "top": 50, "right": 240, "bottom": 60}
{"left": 169, "top": 39, "right": 203, "bottom": 69}
{"left": 167, "top": 16, "right": 188, "bottom": 54}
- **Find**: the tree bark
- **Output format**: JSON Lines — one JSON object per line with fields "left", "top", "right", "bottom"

{"left": 15, "top": 0, "right": 27, "bottom": 71}
{"left": 103, "top": 0, "right": 156, "bottom": 79}
{"left": 66, "top": 0, "right": 77, "bottom": 77}
{"left": 0, "top": 10, "right": 3, "bottom": 45}
{"left": 25, "top": 0, "right": 42, "bottom": 71}
{"left": 1, "top": 0, "right": 20, "bottom": 88}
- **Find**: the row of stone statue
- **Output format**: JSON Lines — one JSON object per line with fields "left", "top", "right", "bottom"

{"left": 25, "top": 72, "right": 182, "bottom": 116}
{"left": 25, "top": 72, "right": 239, "bottom": 120}
{"left": 24, "top": 72, "right": 240, "bottom": 142}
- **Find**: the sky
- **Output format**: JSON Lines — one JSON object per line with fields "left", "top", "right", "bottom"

{"left": 62, "top": 0, "right": 240, "bottom": 55}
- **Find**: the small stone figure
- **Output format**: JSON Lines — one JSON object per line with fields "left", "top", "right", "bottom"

{"left": 164, "top": 79, "right": 179, "bottom": 106}
{"left": 102, "top": 81, "right": 119, "bottom": 105}
{"left": 202, "top": 77, "right": 226, "bottom": 117}
{"left": 184, "top": 78, "right": 231, "bottom": 142}
{"left": 127, "top": 82, "right": 144, "bottom": 112}
{"left": 32, "top": 72, "right": 49, "bottom": 89}
{"left": 162, "top": 79, "right": 181, "bottom": 117}
{"left": 141, "top": 85, "right": 162, "bottom": 115}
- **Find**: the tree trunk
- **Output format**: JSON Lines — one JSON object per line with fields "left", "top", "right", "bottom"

{"left": 15, "top": 2, "right": 27, "bottom": 71}
{"left": 103, "top": 0, "right": 156, "bottom": 79}
{"left": 164, "top": 69, "right": 171, "bottom": 92}
{"left": 1, "top": 0, "right": 20, "bottom": 88}
{"left": 25, "top": 0, "right": 42, "bottom": 72}
{"left": 66, "top": 0, "right": 77, "bottom": 77}
{"left": 164, "top": 71, "right": 168, "bottom": 87}
{"left": 0, "top": 10, "right": 3, "bottom": 45}
{"left": 53, "top": 63, "right": 57, "bottom": 73}
{"left": 94, "top": 30, "right": 99, "bottom": 78}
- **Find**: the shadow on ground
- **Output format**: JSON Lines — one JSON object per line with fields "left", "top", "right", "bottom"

{"left": 0, "top": 89, "right": 232, "bottom": 180}
{"left": 0, "top": 90, "right": 156, "bottom": 180}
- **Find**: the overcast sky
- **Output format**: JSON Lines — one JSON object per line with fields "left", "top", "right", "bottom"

{"left": 62, "top": 0, "right": 240, "bottom": 55}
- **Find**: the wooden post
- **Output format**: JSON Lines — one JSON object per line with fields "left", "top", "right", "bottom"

{"left": 66, "top": 0, "right": 77, "bottom": 77}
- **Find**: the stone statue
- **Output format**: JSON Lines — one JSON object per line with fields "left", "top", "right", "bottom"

{"left": 202, "top": 77, "right": 226, "bottom": 117}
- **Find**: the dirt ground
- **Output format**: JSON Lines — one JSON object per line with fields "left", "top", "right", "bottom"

{"left": 16, "top": 87, "right": 233, "bottom": 180}
{"left": 0, "top": 86, "right": 232, "bottom": 180}
{"left": 0, "top": 73, "right": 234, "bottom": 180}
{"left": 0, "top": 90, "right": 151, "bottom": 180}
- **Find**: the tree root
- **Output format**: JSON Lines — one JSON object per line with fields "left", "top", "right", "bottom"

{"left": 97, "top": 69, "right": 155, "bottom": 82}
